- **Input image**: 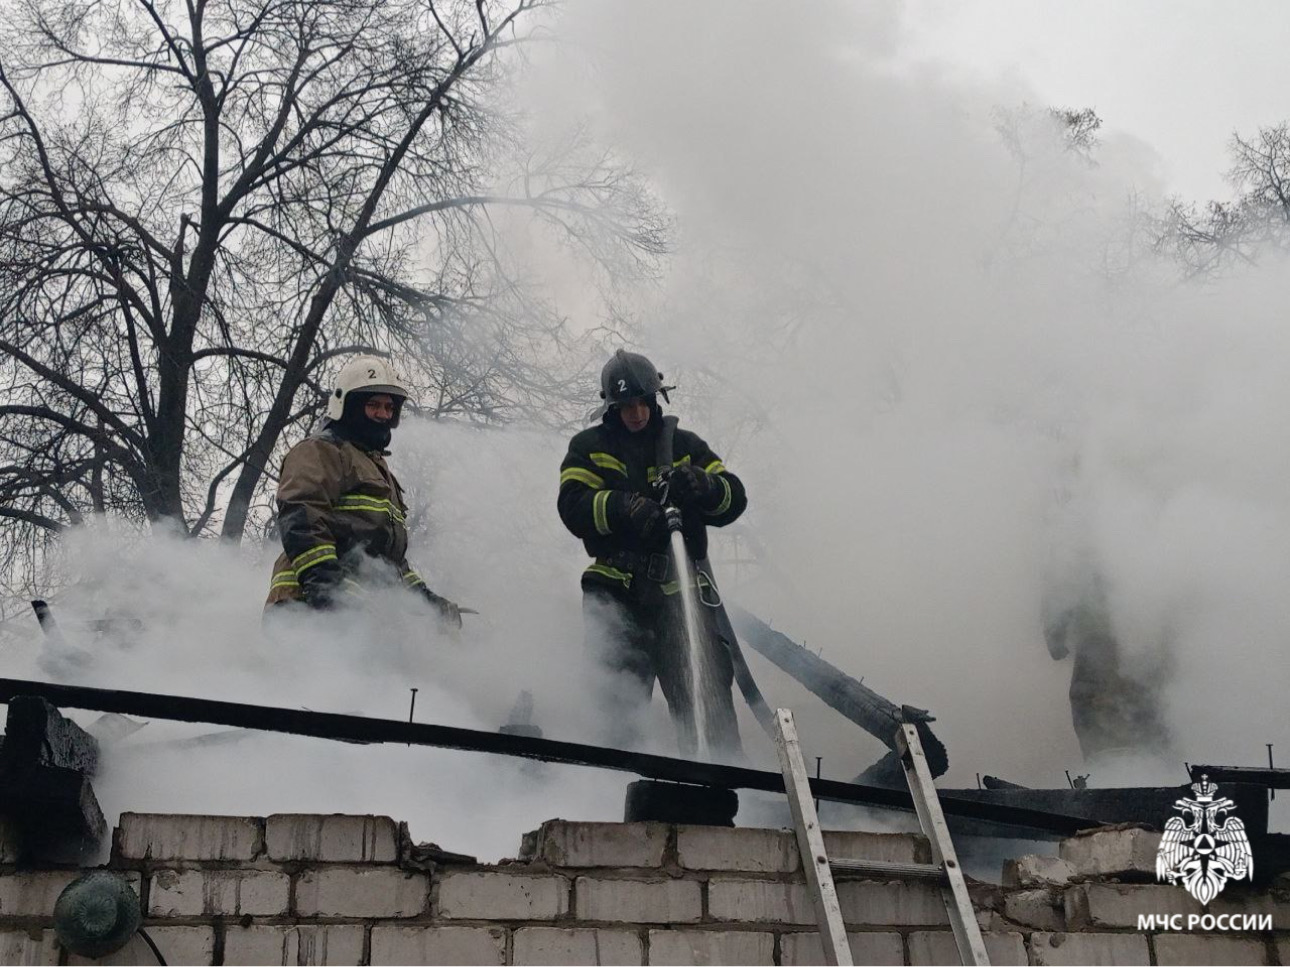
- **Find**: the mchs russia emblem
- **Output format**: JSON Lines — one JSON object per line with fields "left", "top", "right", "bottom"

{"left": 1156, "top": 775, "right": 1254, "bottom": 905}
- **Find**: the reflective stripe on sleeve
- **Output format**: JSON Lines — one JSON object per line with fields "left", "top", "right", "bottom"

{"left": 704, "top": 459, "right": 726, "bottom": 474}
{"left": 561, "top": 466, "right": 605, "bottom": 489}
{"left": 703, "top": 475, "right": 733, "bottom": 517}
{"left": 593, "top": 490, "right": 613, "bottom": 535}
{"left": 402, "top": 570, "right": 427, "bottom": 589}
{"left": 292, "top": 543, "right": 338, "bottom": 575}
{"left": 270, "top": 569, "right": 301, "bottom": 590}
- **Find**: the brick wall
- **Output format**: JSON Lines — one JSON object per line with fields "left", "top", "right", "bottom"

{"left": 0, "top": 814, "right": 1285, "bottom": 965}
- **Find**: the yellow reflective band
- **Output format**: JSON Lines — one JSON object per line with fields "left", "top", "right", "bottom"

{"left": 662, "top": 572, "right": 713, "bottom": 596}
{"left": 593, "top": 490, "right": 613, "bottom": 535}
{"left": 271, "top": 570, "right": 301, "bottom": 590}
{"left": 292, "top": 544, "right": 338, "bottom": 574}
{"left": 560, "top": 467, "right": 605, "bottom": 489}
{"left": 402, "top": 570, "right": 426, "bottom": 588}
{"left": 704, "top": 459, "right": 726, "bottom": 474}
{"left": 590, "top": 452, "right": 628, "bottom": 475}
{"left": 585, "top": 563, "right": 632, "bottom": 587}
{"left": 335, "top": 495, "right": 406, "bottom": 523}
{"left": 704, "top": 475, "right": 733, "bottom": 517}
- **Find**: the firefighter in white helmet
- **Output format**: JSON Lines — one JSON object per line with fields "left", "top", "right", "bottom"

{"left": 264, "top": 355, "right": 462, "bottom": 624}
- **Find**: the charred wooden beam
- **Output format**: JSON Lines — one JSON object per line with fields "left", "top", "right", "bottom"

{"left": 727, "top": 605, "right": 950, "bottom": 777}
{"left": 1189, "top": 764, "right": 1290, "bottom": 789}
{"left": 0, "top": 677, "right": 1093, "bottom": 836}
{"left": 0, "top": 696, "right": 106, "bottom": 862}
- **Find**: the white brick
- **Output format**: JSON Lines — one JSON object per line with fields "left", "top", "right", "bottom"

{"left": 115, "top": 813, "right": 262, "bottom": 862}
{"left": 1065, "top": 883, "right": 1197, "bottom": 929}
{"left": 675, "top": 827, "right": 923, "bottom": 873}
{"left": 837, "top": 881, "right": 949, "bottom": 926}
{"left": 1154, "top": 934, "right": 1268, "bottom": 966}
{"left": 513, "top": 927, "right": 643, "bottom": 965}
{"left": 0, "top": 820, "right": 22, "bottom": 864}
{"left": 908, "top": 931, "right": 1027, "bottom": 965}
{"left": 1002, "top": 889, "right": 1064, "bottom": 931}
{"left": 647, "top": 929, "right": 773, "bottom": 965}
{"left": 148, "top": 869, "right": 289, "bottom": 916}
{"left": 0, "top": 871, "right": 141, "bottom": 917}
{"left": 1029, "top": 931, "right": 1149, "bottom": 966}
{"left": 707, "top": 880, "right": 815, "bottom": 925}
{"left": 823, "top": 830, "right": 927, "bottom": 865}
{"left": 576, "top": 877, "right": 702, "bottom": 924}
{"left": 223, "top": 924, "right": 366, "bottom": 966}
{"left": 0, "top": 870, "right": 82, "bottom": 917}
{"left": 779, "top": 931, "right": 903, "bottom": 966}
{"left": 370, "top": 925, "right": 504, "bottom": 965}
{"left": 266, "top": 814, "right": 398, "bottom": 863}
{"left": 1210, "top": 892, "right": 1290, "bottom": 931}
{"left": 0, "top": 930, "right": 59, "bottom": 965}
{"left": 437, "top": 871, "right": 569, "bottom": 920}
{"left": 69, "top": 926, "right": 217, "bottom": 966}
{"left": 534, "top": 821, "right": 667, "bottom": 868}
{"left": 295, "top": 867, "right": 429, "bottom": 918}
{"left": 676, "top": 828, "right": 797, "bottom": 873}
{"left": 1060, "top": 827, "right": 1161, "bottom": 879}
{"left": 1002, "top": 854, "right": 1075, "bottom": 887}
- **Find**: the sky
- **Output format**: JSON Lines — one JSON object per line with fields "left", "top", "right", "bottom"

{"left": 898, "top": 0, "right": 1290, "bottom": 201}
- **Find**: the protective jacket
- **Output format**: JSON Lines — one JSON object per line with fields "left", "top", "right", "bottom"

{"left": 557, "top": 410, "right": 746, "bottom": 596}
{"left": 264, "top": 425, "right": 439, "bottom": 608}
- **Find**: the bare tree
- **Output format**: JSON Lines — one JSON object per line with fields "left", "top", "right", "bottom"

{"left": 1156, "top": 123, "right": 1290, "bottom": 277}
{"left": 0, "top": 0, "right": 668, "bottom": 559}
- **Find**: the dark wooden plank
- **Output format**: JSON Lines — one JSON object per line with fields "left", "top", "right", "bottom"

{"left": 0, "top": 677, "right": 1095, "bottom": 835}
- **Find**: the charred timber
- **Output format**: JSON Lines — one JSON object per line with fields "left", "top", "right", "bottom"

{"left": 727, "top": 605, "right": 949, "bottom": 777}
{"left": 0, "top": 677, "right": 1093, "bottom": 836}
{"left": 1189, "top": 764, "right": 1290, "bottom": 789}
{"left": 0, "top": 696, "right": 106, "bottom": 862}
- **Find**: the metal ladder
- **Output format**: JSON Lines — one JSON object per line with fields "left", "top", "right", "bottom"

{"left": 773, "top": 708, "right": 990, "bottom": 966}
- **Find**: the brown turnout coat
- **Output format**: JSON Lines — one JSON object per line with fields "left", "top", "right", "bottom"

{"left": 264, "top": 427, "right": 431, "bottom": 607}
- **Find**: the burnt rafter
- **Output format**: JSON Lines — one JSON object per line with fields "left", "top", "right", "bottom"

{"left": 0, "top": 677, "right": 1094, "bottom": 836}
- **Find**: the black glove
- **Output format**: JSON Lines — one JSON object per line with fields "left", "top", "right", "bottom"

{"left": 669, "top": 465, "right": 721, "bottom": 510}
{"left": 612, "top": 493, "right": 670, "bottom": 551}
{"left": 422, "top": 589, "right": 464, "bottom": 630}
{"left": 299, "top": 561, "right": 344, "bottom": 610}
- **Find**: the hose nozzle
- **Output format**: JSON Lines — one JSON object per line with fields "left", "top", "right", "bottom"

{"left": 664, "top": 505, "right": 684, "bottom": 533}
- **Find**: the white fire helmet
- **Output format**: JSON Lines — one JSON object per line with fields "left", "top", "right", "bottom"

{"left": 326, "top": 355, "right": 413, "bottom": 421}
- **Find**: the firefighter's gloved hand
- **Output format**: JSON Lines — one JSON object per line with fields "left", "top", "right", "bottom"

{"left": 437, "top": 598, "right": 463, "bottom": 630}
{"left": 615, "top": 494, "right": 669, "bottom": 550}
{"left": 299, "top": 562, "right": 343, "bottom": 610}
{"left": 422, "top": 588, "right": 463, "bottom": 630}
{"left": 668, "top": 465, "right": 721, "bottom": 509}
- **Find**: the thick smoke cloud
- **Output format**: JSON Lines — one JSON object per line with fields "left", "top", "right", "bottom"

{"left": 521, "top": 0, "right": 1290, "bottom": 796}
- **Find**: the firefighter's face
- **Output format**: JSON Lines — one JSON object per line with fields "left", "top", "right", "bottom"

{"left": 364, "top": 394, "right": 397, "bottom": 423}
{"left": 619, "top": 397, "right": 651, "bottom": 433}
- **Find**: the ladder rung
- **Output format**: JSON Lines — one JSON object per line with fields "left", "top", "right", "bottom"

{"left": 830, "top": 858, "right": 947, "bottom": 882}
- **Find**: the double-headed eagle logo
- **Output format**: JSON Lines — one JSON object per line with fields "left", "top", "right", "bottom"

{"left": 1156, "top": 775, "right": 1254, "bottom": 905}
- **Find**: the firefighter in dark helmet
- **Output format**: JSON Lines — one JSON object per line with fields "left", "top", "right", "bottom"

{"left": 558, "top": 350, "right": 748, "bottom": 756}
{"left": 264, "top": 355, "right": 462, "bottom": 625}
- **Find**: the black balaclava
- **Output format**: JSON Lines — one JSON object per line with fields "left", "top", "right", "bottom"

{"left": 603, "top": 395, "right": 663, "bottom": 436}
{"left": 334, "top": 390, "right": 403, "bottom": 451}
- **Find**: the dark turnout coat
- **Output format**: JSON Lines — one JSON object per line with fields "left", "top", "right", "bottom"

{"left": 557, "top": 412, "right": 747, "bottom": 596}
